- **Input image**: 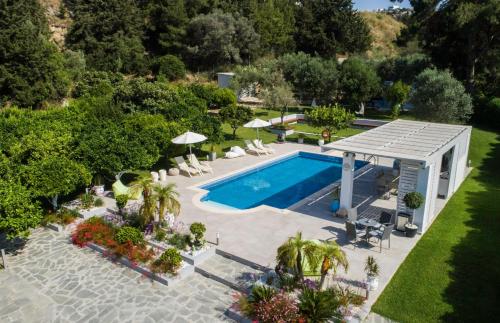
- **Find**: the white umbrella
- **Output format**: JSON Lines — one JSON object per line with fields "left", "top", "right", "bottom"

{"left": 171, "top": 131, "right": 207, "bottom": 155}
{"left": 244, "top": 118, "right": 271, "bottom": 140}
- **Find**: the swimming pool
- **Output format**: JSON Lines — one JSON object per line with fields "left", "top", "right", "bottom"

{"left": 200, "top": 152, "right": 368, "bottom": 210}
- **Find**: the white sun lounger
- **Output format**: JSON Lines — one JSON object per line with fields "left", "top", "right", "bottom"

{"left": 253, "top": 139, "right": 275, "bottom": 154}
{"left": 174, "top": 156, "right": 201, "bottom": 177}
{"left": 225, "top": 146, "right": 246, "bottom": 159}
{"left": 244, "top": 140, "right": 267, "bottom": 156}
{"left": 187, "top": 154, "right": 213, "bottom": 174}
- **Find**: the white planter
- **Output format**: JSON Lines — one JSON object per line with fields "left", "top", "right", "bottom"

{"left": 208, "top": 152, "right": 217, "bottom": 161}
{"left": 93, "top": 185, "right": 105, "bottom": 196}
{"left": 297, "top": 138, "right": 304, "bottom": 144}
{"left": 367, "top": 275, "right": 379, "bottom": 291}
{"left": 318, "top": 139, "right": 325, "bottom": 146}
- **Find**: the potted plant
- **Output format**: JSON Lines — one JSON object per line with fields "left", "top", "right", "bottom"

{"left": 318, "top": 138, "right": 325, "bottom": 146}
{"left": 208, "top": 143, "right": 217, "bottom": 161}
{"left": 365, "top": 256, "right": 379, "bottom": 290}
{"left": 330, "top": 186, "right": 341, "bottom": 214}
{"left": 403, "top": 191, "right": 425, "bottom": 237}
{"left": 93, "top": 175, "right": 105, "bottom": 196}
{"left": 297, "top": 133, "right": 305, "bottom": 144}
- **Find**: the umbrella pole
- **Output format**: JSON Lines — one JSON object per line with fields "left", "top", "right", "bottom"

{"left": 257, "top": 128, "right": 260, "bottom": 140}
{"left": 189, "top": 144, "right": 192, "bottom": 155}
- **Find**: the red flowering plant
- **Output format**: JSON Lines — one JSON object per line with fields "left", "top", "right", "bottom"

{"left": 72, "top": 217, "right": 115, "bottom": 248}
{"left": 113, "top": 240, "right": 154, "bottom": 266}
{"left": 254, "top": 291, "right": 303, "bottom": 323}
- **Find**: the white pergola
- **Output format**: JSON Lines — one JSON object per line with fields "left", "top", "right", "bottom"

{"left": 322, "top": 120, "right": 472, "bottom": 233}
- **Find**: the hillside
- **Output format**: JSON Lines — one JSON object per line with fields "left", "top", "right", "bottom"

{"left": 39, "top": 0, "right": 71, "bottom": 49}
{"left": 361, "top": 12, "right": 405, "bottom": 59}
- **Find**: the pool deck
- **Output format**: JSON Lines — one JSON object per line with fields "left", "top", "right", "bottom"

{"left": 164, "top": 142, "right": 438, "bottom": 311}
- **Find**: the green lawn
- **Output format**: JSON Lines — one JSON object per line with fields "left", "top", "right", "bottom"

{"left": 372, "top": 127, "right": 500, "bottom": 322}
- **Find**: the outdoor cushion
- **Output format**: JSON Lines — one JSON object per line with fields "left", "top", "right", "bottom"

{"left": 112, "top": 180, "right": 141, "bottom": 200}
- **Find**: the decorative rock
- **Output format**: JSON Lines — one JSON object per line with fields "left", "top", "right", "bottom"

{"left": 168, "top": 168, "right": 179, "bottom": 176}
{"left": 336, "top": 207, "right": 348, "bottom": 218}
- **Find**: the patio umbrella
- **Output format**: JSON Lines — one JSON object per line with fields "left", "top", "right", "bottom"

{"left": 171, "top": 131, "right": 207, "bottom": 155}
{"left": 244, "top": 118, "right": 271, "bottom": 140}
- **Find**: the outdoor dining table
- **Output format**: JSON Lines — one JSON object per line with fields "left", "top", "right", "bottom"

{"left": 356, "top": 218, "right": 381, "bottom": 239}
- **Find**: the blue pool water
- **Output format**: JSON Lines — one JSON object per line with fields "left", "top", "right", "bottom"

{"left": 200, "top": 152, "right": 367, "bottom": 210}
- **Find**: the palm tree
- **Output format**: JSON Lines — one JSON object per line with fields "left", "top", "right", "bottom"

{"left": 276, "top": 232, "right": 318, "bottom": 283}
{"left": 131, "top": 174, "right": 156, "bottom": 228}
{"left": 314, "top": 241, "right": 349, "bottom": 290}
{"left": 153, "top": 183, "right": 180, "bottom": 223}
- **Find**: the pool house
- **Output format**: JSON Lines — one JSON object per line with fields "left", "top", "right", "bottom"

{"left": 323, "top": 119, "right": 471, "bottom": 233}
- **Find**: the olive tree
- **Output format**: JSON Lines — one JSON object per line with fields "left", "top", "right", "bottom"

{"left": 340, "top": 57, "right": 380, "bottom": 114}
{"left": 219, "top": 105, "right": 253, "bottom": 139}
{"left": 385, "top": 80, "right": 411, "bottom": 119}
{"left": 411, "top": 69, "right": 473, "bottom": 124}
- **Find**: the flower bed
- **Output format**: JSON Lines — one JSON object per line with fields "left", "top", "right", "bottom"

{"left": 72, "top": 217, "right": 194, "bottom": 286}
{"left": 147, "top": 237, "right": 215, "bottom": 266}
{"left": 63, "top": 194, "right": 107, "bottom": 219}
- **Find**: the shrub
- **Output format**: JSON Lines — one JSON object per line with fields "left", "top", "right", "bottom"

{"left": 213, "top": 88, "right": 237, "bottom": 108}
{"left": 72, "top": 218, "right": 115, "bottom": 248}
{"left": 115, "top": 226, "right": 144, "bottom": 245}
{"left": 113, "top": 241, "right": 154, "bottom": 264}
{"left": 168, "top": 232, "right": 190, "bottom": 250}
{"left": 80, "top": 193, "right": 94, "bottom": 209}
{"left": 190, "top": 222, "right": 206, "bottom": 246}
{"left": 298, "top": 288, "right": 341, "bottom": 322}
{"left": 152, "top": 55, "right": 186, "bottom": 81}
{"left": 254, "top": 292, "right": 301, "bottom": 323}
{"left": 248, "top": 285, "right": 277, "bottom": 305}
{"left": 403, "top": 192, "right": 425, "bottom": 210}
{"left": 115, "top": 195, "right": 129, "bottom": 212}
{"left": 60, "top": 209, "right": 79, "bottom": 225}
{"left": 94, "top": 198, "right": 104, "bottom": 207}
{"left": 151, "top": 248, "right": 183, "bottom": 274}
{"left": 155, "top": 229, "right": 166, "bottom": 242}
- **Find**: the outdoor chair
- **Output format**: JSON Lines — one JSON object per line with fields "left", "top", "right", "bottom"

{"left": 368, "top": 223, "right": 394, "bottom": 252}
{"left": 244, "top": 140, "right": 267, "bottom": 156}
{"left": 379, "top": 211, "right": 393, "bottom": 226}
{"left": 174, "top": 156, "right": 201, "bottom": 177}
{"left": 253, "top": 139, "right": 275, "bottom": 154}
{"left": 187, "top": 154, "right": 213, "bottom": 174}
{"left": 345, "top": 220, "right": 366, "bottom": 248}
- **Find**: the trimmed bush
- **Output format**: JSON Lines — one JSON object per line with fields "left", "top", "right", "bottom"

{"left": 190, "top": 222, "right": 206, "bottom": 246}
{"left": 152, "top": 248, "right": 183, "bottom": 274}
{"left": 115, "top": 195, "right": 129, "bottom": 212}
{"left": 403, "top": 192, "right": 425, "bottom": 210}
{"left": 94, "top": 198, "right": 104, "bottom": 207}
{"left": 115, "top": 226, "right": 144, "bottom": 245}
{"left": 167, "top": 232, "right": 190, "bottom": 250}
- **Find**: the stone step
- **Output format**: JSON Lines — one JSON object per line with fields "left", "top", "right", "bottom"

{"left": 195, "top": 253, "right": 266, "bottom": 293}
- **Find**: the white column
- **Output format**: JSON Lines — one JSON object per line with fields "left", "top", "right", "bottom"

{"left": 340, "top": 152, "right": 355, "bottom": 210}
{"left": 415, "top": 163, "right": 433, "bottom": 232}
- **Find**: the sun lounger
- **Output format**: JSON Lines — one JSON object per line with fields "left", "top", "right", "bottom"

{"left": 187, "top": 154, "right": 213, "bottom": 174}
{"left": 244, "top": 140, "right": 267, "bottom": 156}
{"left": 225, "top": 146, "right": 246, "bottom": 159}
{"left": 174, "top": 156, "right": 201, "bottom": 177}
{"left": 253, "top": 139, "right": 275, "bottom": 154}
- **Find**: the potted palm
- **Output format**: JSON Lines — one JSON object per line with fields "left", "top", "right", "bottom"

{"left": 92, "top": 175, "right": 105, "bottom": 196}
{"left": 403, "top": 191, "right": 425, "bottom": 237}
{"left": 365, "top": 256, "right": 379, "bottom": 290}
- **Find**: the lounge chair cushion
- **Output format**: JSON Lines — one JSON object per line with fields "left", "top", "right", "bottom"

{"left": 225, "top": 151, "right": 240, "bottom": 159}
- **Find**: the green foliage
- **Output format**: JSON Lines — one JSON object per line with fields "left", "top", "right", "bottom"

{"left": 191, "top": 114, "right": 223, "bottom": 148}
{"left": 403, "top": 192, "right": 425, "bottom": 210}
{"left": 212, "top": 88, "right": 237, "bottom": 109}
{"left": 411, "top": 69, "right": 473, "bottom": 124}
{"left": 185, "top": 10, "right": 260, "bottom": 69}
{"left": 189, "top": 222, "right": 206, "bottom": 245}
{"left": 115, "top": 226, "right": 144, "bottom": 245}
{"left": 152, "top": 248, "right": 183, "bottom": 274}
{"left": 94, "top": 198, "right": 104, "bottom": 207}
{"left": 152, "top": 55, "right": 186, "bottom": 81}
{"left": 115, "top": 195, "right": 129, "bottom": 212}
{"left": 298, "top": 288, "right": 342, "bottom": 323}
{"left": 365, "top": 256, "right": 379, "bottom": 277}
{"left": 155, "top": 229, "right": 166, "bottom": 242}
{"left": 167, "top": 232, "right": 191, "bottom": 250}
{"left": 0, "top": 180, "right": 43, "bottom": 239}
{"left": 219, "top": 105, "right": 253, "bottom": 138}
{"left": 66, "top": 0, "right": 147, "bottom": 74}
{"left": 80, "top": 193, "right": 95, "bottom": 209}
{"left": 73, "top": 71, "right": 124, "bottom": 98}
{"left": 340, "top": 57, "right": 381, "bottom": 108}
{"left": 377, "top": 54, "right": 433, "bottom": 83}
{"left": 143, "top": 0, "right": 189, "bottom": 55}
{"left": 306, "top": 104, "right": 355, "bottom": 141}
{"left": 248, "top": 284, "right": 277, "bottom": 305}
{"left": 385, "top": 80, "right": 411, "bottom": 119}
{"left": 280, "top": 52, "right": 339, "bottom": 104}
{"left": 0, "top": 0, "right": 70, "bottom": 107}
{"left": 294, "top": 0, "right": 371, "bottom": 57}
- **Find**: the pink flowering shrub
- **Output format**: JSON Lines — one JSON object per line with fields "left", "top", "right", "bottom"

{"left": 254, "top": 291, "right": 303, "bottom": 323}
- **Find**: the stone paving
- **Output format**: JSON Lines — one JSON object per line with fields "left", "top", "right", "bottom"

{"left": 0, "top": 229, "right": 236, "bottom": 323}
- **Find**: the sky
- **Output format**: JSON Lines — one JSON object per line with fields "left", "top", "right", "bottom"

{"left": 353, "top": 0, "right": 411, "bottom": 11}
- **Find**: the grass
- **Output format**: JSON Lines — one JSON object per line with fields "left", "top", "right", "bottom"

{"left": 372, "top": 127, "right": 500, "bottom": 322}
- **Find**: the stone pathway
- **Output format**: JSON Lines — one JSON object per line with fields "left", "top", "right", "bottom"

{"left": 0, "top": 229, "right": 236, "bottom": 323}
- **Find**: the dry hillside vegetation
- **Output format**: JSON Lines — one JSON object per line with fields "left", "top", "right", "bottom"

{"left": 39, "top": 0, "right": 71, "bottom": 49}
{"left": 361, "top": 12, "right": 404, "bottom": 59}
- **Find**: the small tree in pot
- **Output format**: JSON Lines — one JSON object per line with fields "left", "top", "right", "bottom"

{"left": 365, "top": 256, "right": 379, "bottom": 291}
{"left": 403, "top": 192, "right": 425, "bottom": 237}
